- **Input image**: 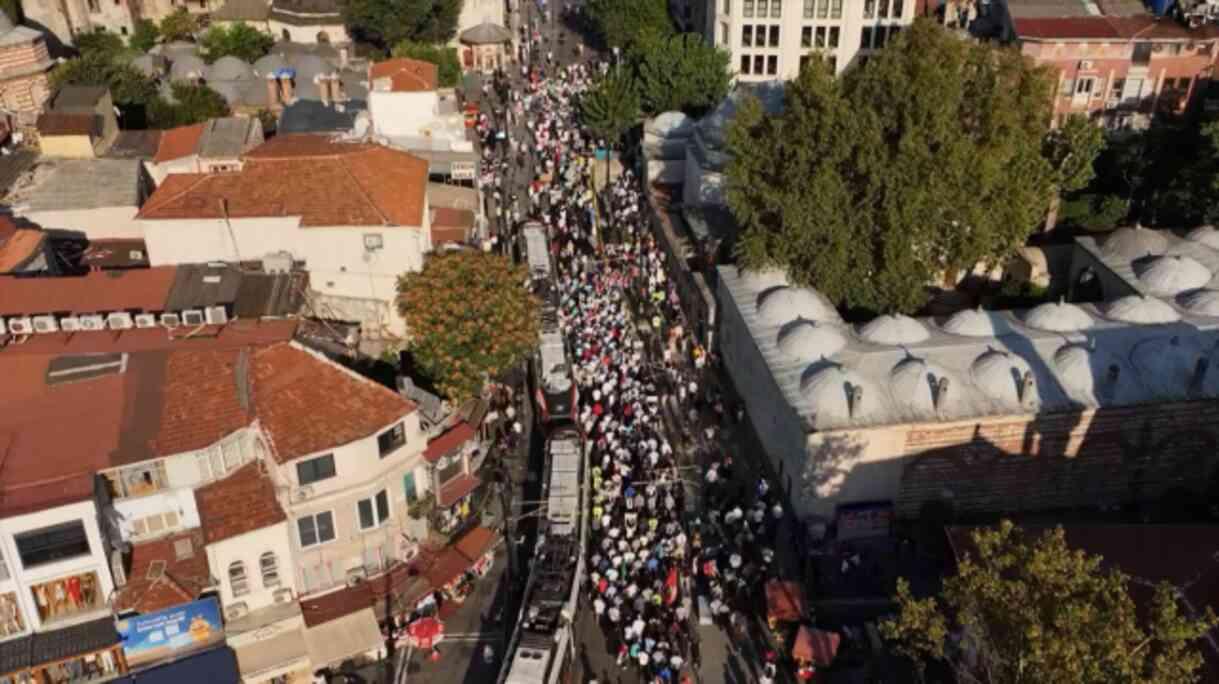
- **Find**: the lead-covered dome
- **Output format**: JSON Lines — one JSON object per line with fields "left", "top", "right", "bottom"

{"left": 756, "top": 287, "right": 838, "bottom": 326}
{"left": 776, "top": 321, "right": 847, "bottom": 363}
{"left": 1179, "top": 289, "right": 1219, "bottom": 316}
{"left": 1023, "top": 300, "right": 1094, "bottom": 333}
{"left": 801, "top": 364, "right": 875, "bottom": 424}
{"left": 207, "top": 55, "right": 255, "bottom": 82}
{"left": 971, "top": 349, "right": 1037, "bottom": 407}
{"left": 1131, "top": 335, "right": 1218, "bottom": 398}
{"left": 1103, "top": 295, "right": 1181, "bottom": 324}
{"left": 739, "top": 267, "right": 788, "bottom": 291}
{"left": 1186, "top": 225, "right": 1219, "bottom": 251}
{"left": 859, "top": 314, "right": 929, "bottom": 345}
{"left": 1054, "top": 343, "right": 1125, "bottom": 404}
{"left": 168, "top": 54, "right": 206, "bottom": 82}
{"left": 940, "top": 307, "right": 1011, "bottom": 338}
{"left": 891, "top": 357, "right": 955, "bottom": 414}
{"left": 253, "top": 53, "right": 289, "bottom": 76}
{"left": 1133, "top": 255, "right": 1212, "bottom": 296}
{"left": 1102, "top": 225, "right": 1168, "bottom": 260}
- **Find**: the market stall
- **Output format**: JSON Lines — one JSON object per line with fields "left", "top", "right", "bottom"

{"left": 792, "top": 626, "right": 841, "bottom": 681}
{"left": 401, "top": 617, "right": 445, "bottom": 650}
{"left": 764, "top": 580, "right": 807, "bottom": 649}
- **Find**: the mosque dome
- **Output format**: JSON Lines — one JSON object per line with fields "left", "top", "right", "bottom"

{"left": 1186, "top": 225, "right": 1219, "bottom": 251}
{"left": 858, "top": 314, "right": 929, "bottom": 346}
{"left": 940, "top": 307, "right": 1010, "bottom": 337}
{"left": 756, "top": 287, "right": 838, "bottom": 326}
{"left": 168, "top": 54, "right": 207, "bottom": 82}
{"left": 1133, "top": 255, "right": 1212, "bottom": 296}
{"left": 253, "top": 53, "right": 289, "bottom": 76}
{"left": 207, "top": 81, "right": 245, "bottom": 106}
{"left": 1101, "top": 225, "right": 1168, "bottom": 260}
{"left": 1054, "top": 343, "right": 1124, "bottom": 403}
{"left": 1022, "top": 300, "right": 1094, "bottom": 333}
{"left": 800, "top": 364, "right": 874, "bottom": 424}
{"left": 207, "top": 56, "right": 255, "bottom": 82}
{"left": 1179, "top": 289, "right": 1219, "bottom": 317}
{"left": 971, "top": 349, "right": 1037, "bottom": 407}
{"left": 1102, "top": 295, "right": 1181, "bottom": 324}
{"left": 776, "top": 321, "right": 847, "bottom": 363}
{"left": 891, "top": 357, "right": 954, "bottom": 413}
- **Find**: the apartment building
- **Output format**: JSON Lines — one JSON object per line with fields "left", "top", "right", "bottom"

{"left": 699, "top": 0, "right": 916, "bottom": 78}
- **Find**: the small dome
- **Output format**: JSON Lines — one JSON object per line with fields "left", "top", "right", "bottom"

{"left": 1133, "top": 255, "right": 1212, "bottom": 296}
{"left": 1131, "top": 335, "right": 1216, "bottom": 398}
{"left": 288, "top": 53, "right": 334, "bottom": 80}
{"left": 169, "top": 54, "right": 207, "bottom": 82}
{"left": 207, "top": 55, "right": 255, "bottom": 82}
{"left": 1023, "top": 300, "right": 1094, "bottom": 333}
{"left": 253, "top": 53, "right": 289, "bottom": 76}
{"left": 1179, "top": 289, "right": 1219, "bottom": 316}
{"left": 1054, "top": 343, "right": 1124, "bottom": 404}
{"left": 891, "top": 357, "right": 954, "bottom": 413}
{"left": 1186, "top": 225, "right": 1219, "bottom": 251}
{"left": 859, "top": 314, "right": 929, "bottom": 345}
{"left": 756, "top": 287, "right": 838, "bottom": 326}
{"left": 1101, "top": 225, "right": 1168, "bottom": 260}
{"left": 941, "top": 308, "right": 1011, "bottom": 337}
{"left": 207, "top": 81, "right": 243, "bottom": 105}
{"left": 1103, "top": 295, "right": 1181, "bottom": 324}
{"left": 776, "top": 321, "right": 847, "bottom": 363}
{"left": 740, "top": 267, "right": 788, "bottom": 291}
{"left": 801, "top": 364, "right": 874, "bottom": 424}
{"left": 648, "top": 111, "right": 694, "bottom": 138}
{"left": 971, "top": 349, "right": 1037, "bottom": 407}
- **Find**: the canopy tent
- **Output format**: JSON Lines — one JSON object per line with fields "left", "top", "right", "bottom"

{"left": 793, "top": 626, "right": 841, "bottom": 666}
{"left": 460, "top": 22, "right": 512, "bottom": 45}
{"left": 765, "top": 580, "right": 806, "bottom": 622}
{"left": 405, "top": 616, "right": 445, "bottom": 649}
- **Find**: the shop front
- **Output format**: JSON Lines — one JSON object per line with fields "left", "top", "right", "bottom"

{"left": 431, "top": 474, "right": 482, "bottom": 539}
{"left": 28, "top": 571, "right": 103, "bottom": 627}
{"left": 116, "top": 598, "right": 225, "bottom": 673}
{"left": 0, "top": 616, "right": 126, "bottom": 684}
{"left": 111, "top": 647, "right": 239, "bottom": 684}
{"left": 299, "top": 582, "right": 385, "bottom": 675}
{"left": 225, "top": 602, "right": 311, "bottom": 684}
{"left": 454, "top": 527, "right": 496, "bottom": 581}
{"left": 423, "top": 527, "right": 499, "bottom": 606}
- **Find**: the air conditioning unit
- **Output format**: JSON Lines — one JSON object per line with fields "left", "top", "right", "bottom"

{"left": 134, "top": 314, "right": 157, "bottom": 329}
{"left": 181, "top": 310, "right": 205, "bottom": 326}
{"left": 107, "top": 312, "right": 134, "bottom": 330}
{"left": 225, "top": 602, "right": 249, "bottom": 621}
{"left": 292, "top": 486, "right": 314, "bottom": 503}
{"left": 110, "top": 549, "right": 127, "bottom": 588}
{"left": 78, "top": 315, "right": 105, "bottom": 331}
{"left": 273, "top": 588, "right": 295, "bottom": 604}
{"left": 1078, "top": 60, "right": 1095, "bottom": 70}
{"left": 160, "top": 313, "right": 181, "bottom": 328}
{"left": 7, "top": 317, "right": 32, "bottom": 335}
{"left": 346, "top": 567, "right": 367, "bottom": 586}
{"left": 262, "top": 251, "right": 293, "bottom": 274}
{"left": 32, "top": 316, "right": 58, "bottom": 334}
{"left": 59, "top": 316, "right": 81, "bottom": 332}
{"left": 205, "top": 306, "right": 228, "bottom": 325}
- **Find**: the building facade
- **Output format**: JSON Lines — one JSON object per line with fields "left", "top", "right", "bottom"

{"left": 0, "top": 14, "right": 54, "bottom": 132}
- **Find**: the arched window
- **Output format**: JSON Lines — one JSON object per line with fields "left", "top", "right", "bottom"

{"left": 260, "top": 552, "right": 280, "bottom": 588}
{"left": 316, "top": 30, "right": 330, "bottom": 44}
{"left": 229, "top": 561, "right": 249, "bottom": 597}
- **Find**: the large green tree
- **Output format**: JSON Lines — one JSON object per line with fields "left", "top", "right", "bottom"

{"left": 158, "top": 8, "right": 198, "bottom": 42}
{"left": 580, "top": 71, "right": 641, "bottom": 181}
{"left": 397, "top": 252, "right": 540, "bottom": 402}
{"left": 149, "top": 82, "right": 230, "bottom": 128}
{"left": 129, "top": 19, "right": 160, "bottom": 53}
{"left": 727, "top": 19, "right": 1061, "bottom": 314}
{"left": 1042, "top": 114, "right": 1106, "bottom": 230}
{"left": 199, "top": 22, "right": 274, "bottom": 63}
{"left": 344, "top": 0, "right": 461, "bottom": 50}
{"left": 585, "top": 0, "right": 673, "bottom": 53}
{"left": 75, "top": 28, "right": 128, "bottom": 57}
{"left": 632, "top": 32, "right": 730, "bottom": 117}
{"left": 50, "top": 52, "right": 159, "bottom": 119}
{"left": 392, "top": 40, "right": 461, "bottom": 88}
{"left": 882, "top": 521, "right": 1218, "bottom": 684}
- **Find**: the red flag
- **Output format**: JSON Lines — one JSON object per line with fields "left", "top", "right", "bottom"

{"left": 665, "top": 566, "right": 679, "bottom": 606}
{"left": 535, "top": 387, "right": 548, "bottom": 422}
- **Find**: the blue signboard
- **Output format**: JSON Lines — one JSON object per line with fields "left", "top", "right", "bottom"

{"left": 116, "top": 598, "right": 225, "bottom": 670}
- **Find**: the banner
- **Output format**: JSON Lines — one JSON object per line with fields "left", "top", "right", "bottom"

{"left": 117, "top": 597, "right": 225, "bottom": 670}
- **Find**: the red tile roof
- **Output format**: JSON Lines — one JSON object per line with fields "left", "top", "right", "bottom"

{"left": 195, "top": 461, "right": 286, "bottom": 544}
{"left": 369, "top": 58, "right": 438, "bottom": 93}
{"left": 0, "top": 319, "right": 299, "bottom": 357}
{"left": 436, "top": 473, "right": 480, "bottom": 508}
{"left": 249, "top": 343, "right": 415, "bottom": 463}
{"left": 154, "top": 123, "right": 206, "bottom": 163}
{"left": 301, "top": 582, "right": 375, "bottom": 627}
{"left": 422, "top": 422, "right": 475, "bottom": 463}
{"left": 1014, "top": 15, "right": 1219, "bottom": 40}
{"left": 150, "top": 348, "right": 254, "bottom": 457}
{"left": 113, "top": 529, "right": 211, "bottom": 614}
{"left": 139, "top": 136, "right": 430, "bottom": 228}
{"left": 0, "top": 221, "right": 45, "bottom": 274}
{"left": 0, "top": 266, "right": 178, "bottom": 317}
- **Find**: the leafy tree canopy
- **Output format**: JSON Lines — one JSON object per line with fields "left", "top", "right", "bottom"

{"left": 397, "top": 251, "right": 540, "bottom": 403}
{"left": 158, "top": 8, "right": 198, "bottom": 43}
{"left": 75, "top": 28, "right": 128, "bottom": 57}
{"left": 51, "top": 51, "right": 159, "bottom": 108}
{"left": 882, "top": 521, "right": 1218, "bottom": 684}
{"left": 344, "top": 0, "right": 460, "bottom": 50}
{"left": 726, "top": 19, "right": 1061, "bottom": 314}
{"left": 579, "top": 71, "right": 641, "bottom": 147}
{"left": 1044, "top": 114, "right": 1106, "bottom": 197}
{"left": 585, "top": 0, "right": 673, "bottom": 53}
{"left": 391, "top": 41, "right": 461, "bottom": 88}
{"left": 149, "top": 81, "right": 231, "bottom": 128}
{"left": 129, "top": 19, "right": 160, "bottom": 53}
{"left": 632, "top": 32, "right": 730, "bottom": 117}
{"left": 199, "top": 22, "right": 274, "bottom": 63}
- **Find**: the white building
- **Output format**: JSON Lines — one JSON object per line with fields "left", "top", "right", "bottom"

{"left": 138, "top": 134, "right": 433, "bottom": 337}
{"left": 698, "top": 0, "right": 915, "bottom": 79}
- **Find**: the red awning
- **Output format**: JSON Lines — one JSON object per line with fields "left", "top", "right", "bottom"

{"left": 423, "top": 422, "right": 476, "bottom": 463}
{"left": 455, "top": 526, "right": 497, "bottom": 563}
{"left": 425, "top": 547, "right": 473, "bottom": 590}
{"left": 765, "top": 580, "right": 806, "bottom": 622}
{"left": 793, "top": 626, "right": 841, "bottom": 666}
{"left": 436, "top": 473, "right": 481, "bottom": 508}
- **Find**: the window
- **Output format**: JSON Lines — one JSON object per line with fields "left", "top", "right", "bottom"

{"left": 771, "top": 0, "right": 781, "bottom": 17}
{"left": 891, "top": 0, "right": 903, "bottom": 16}
{"left": 720, "top": 22, "right": 729, "bottom": 45}
{"left": 769, "top": 25, "right": 780, "bottom": 47}
{"left": 829, "top": 26, "right": 840, "bottom": 48}
{"left": 378, "top": 422, "right": 406, "bottom": 457}
{"left": 817, "top": 0, "right": 828, "bottom": 18}
{"left": 800, "top": 54, "right": 810, "bottom": 71}
{"left": 879, "top": 0, "right": 889, "bottom": 18}
{"left": 831, "top": 0, "right": 842, "bottom": 18}
{"left": 754, "top": 54, "right": 764, "bottom": 74}
{"left": 260, "top": 552, "right": 280, "bottom": 588}
{"left": 298, "top": 511, "right": 336, "bottom": 548}
{"left": 767, "top": 55, "right": 778, "bottom": 74}
{"left": 16, "top": 522, "right": 89, "bottom": 569}
{"left": 1110, "top": 78, "right": 1125, "bottom": 101}
{"left": 828, "top": 55, "right": 838, "bottom": 72}
{"left": 758, "top": 0, "right": 767, "bottom": 15}
{"left": 864, "top": 0, "right": 875, "bottom": 17}
{"left": 743, "top": 25, "right": 753, "bottom": 46}
{"left": 803, "top": 0, "right": 813, "bottom": 17}
{"left": 801, "top": 26, "right": 812, "bottom": 47}
{"left": 120, "top": 26, "right": 127, "bottom": 35}
{"left": 357, "top": 490, "right": 391, "bottom": 530}
{"left": 1075, "top": 77, "right": 1094, "bottom": 96}
{"left": 875, "top": 24, "right": 889, "bottom": 48}
{"left": 744, "top": 0, "right": 754, "bottom": 16}
{"left": 296, "top": 454, "right": 336, "bottom": 486}
{"left": 723, "top": 0, "right": 730, "bottom": 12}
{"left": 740, "top": 54, "right": 751, "bottom": 73}
{"left": 229, "top": 561, "right": 249, "bottom": 597}
{"left": 815, "top": 26, "right": 826, "bottom": 47}
{"left": 862, "top": 26, "right": 874, "bottom": 49}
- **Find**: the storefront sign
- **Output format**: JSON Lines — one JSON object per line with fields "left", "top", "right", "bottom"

{"left": 451, "top": 162, "right": 476, "bottom": 181}
{"left": 116, "top": 598, "right": 224, "bottom": 669}
{"left": 835, "top": 501, "right": 894, "bottom": 541}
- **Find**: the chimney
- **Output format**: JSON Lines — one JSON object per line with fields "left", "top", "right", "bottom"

{"left": 1018, "top": 370, "right": 1035, "bottom": 404}
{"left": 933, "top": 376, "right": 950, "bottom": 411}
{"left": 317, "top": 75, "right": 330, "bottom": 106}
{"left": 846, "top": 383, "right": 864, "bottom": 418}
{"left": 279, "top": 75, "right": 295, "bottom": 103}
{"left": 1106, "top": 363, "right": 1121, "bottom": 385}
{"left": 265, "top": 73, "right": 280, "bottom": 107}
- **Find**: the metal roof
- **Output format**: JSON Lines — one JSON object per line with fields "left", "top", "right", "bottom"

{"left": 9, "top": 159, "right": 143, "bottom": 212}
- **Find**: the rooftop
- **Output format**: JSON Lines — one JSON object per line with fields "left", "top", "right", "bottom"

{"left": 0, "top": 267, "right": 178, "bottom": 317}
{"left": 211, "top": 0, "right": 273, "bottom": 21}
{"left": 195, "top": 461, "right": 286, "bottom": 544}
{"left": 0, "top": 217, "right": 45, "bottom": 273}
{"left": 8, "top": 158, "right": 144, "bottom": 212}
{"left": 48, "top": 85, "right": 108, "bottom": 113}
{"left": 105, "top": 130, "right": 163, "bottom": 160}
{"left": 36, "top": 112, "right": 100, "bottom": 138}
{"left": 154, "top": 122, "right": 206, "bottom": 163}
{"left": 369, "top": 58, "right": 438, "bottom": 93}
{"left": 278, "top": 98, "right": 368, "bottom": 134}
{"left": 139, "top": 135, "right": 429, "bottom": 227}
{"left": 113, "top": 529, "right": 211, "bottom": 614}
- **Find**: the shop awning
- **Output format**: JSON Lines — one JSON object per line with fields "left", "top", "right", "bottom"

{"left": 455, "top": 526, "right": 497, "bottom": 562}
{"left": 233, "top": 630, "right": 309, "bottom": 682}
{"left": 114, "top": 647, "right": 239, "bottom": 683}
{"left": 304, "top": 608, "right": 383, "bottom": 669}
{"left": 437, "top": 473, "right": 481, "bottom": 508}
{"left": 423, "top": 422, "right": 476, "bottom": 463}
{"left": 425, "top": 547, "right": 473, "bottom": 590}
{"left": 765, "top": 580, "right": 806, "bottom": 623}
